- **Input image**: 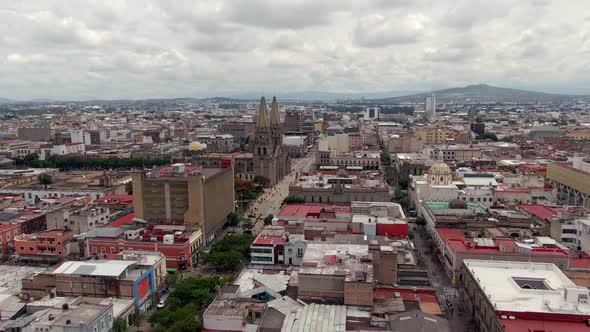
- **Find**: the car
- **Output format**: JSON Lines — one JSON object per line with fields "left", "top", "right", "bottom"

{"left": 157, "top": 300, "right": 166, "bottom": 309}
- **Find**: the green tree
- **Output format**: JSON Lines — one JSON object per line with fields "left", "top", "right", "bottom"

{"left": 226, "top": 211, "right": 240, "bottom": 227}
{"left": 263, "top": 214, "right": 274, "bottom": 226}
{"left": 283, "top": 195, "right": 305, "bottom": 204}
{"left": 253, "top": 176, "right": 270, "bottom": 187}
{"left": 38, "top": 173, "right": 53, "bottom": 189}
{"left": 416, "top": 216, "right": 426, "bottom": 227}
{"left": 112, "top": 318, "right": 128, "bottom": 332}
{"left": 125, "top": 181, "right": 133, "bottom": 195}
{"left": 205, "top": 251, "right": 243, "bottom": 271}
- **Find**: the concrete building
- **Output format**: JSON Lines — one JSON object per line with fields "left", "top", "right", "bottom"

{"left": 15, "top": 229, "right": 74, "bottom": 258}
{"left": 250, "top": 226, "right": 306, "bottom": 266}
{"left": 0, "top": 223, "right": 21, "bottom": 255}
{"left": 193, "top": 134, "right": 235, "bottom": 153}
{"left": 203, "top": 298, "right": 266, "bottom": 332}
{"left": 364, "top": 107, "right": 381, "bottom": 120}
{"left": 22, "top": 260, "right": 157, "bottom": 311}
{"left": 132, "top": 164, "right": 234, "bottom": 244}
{"left": 20, "top": 302, "right": 114, "bottom": 332}
{"left": 17, "top": 126, "right": 51, "bottom": 141}
{"left": 550, "top": 217, "right": 590, "bottom": 251}
{"left": 546, "top": 159, "right": 590, "bottom": 208}
{"left": 414, "top": 128, "right": 454, "bottom": 145}
{"left": 461, "top": 260, "right": 590, "bottom": 332}
{"left": 289, "top": 171, "right": 391, "bottom": 203}
{"left": 86, "top": 224, "right": 202, "bottom": 271}
{"left": 410, "top": 161, "right": 459, "bottom": 210}
{"left": 297, "top": 242, "right": 399, "bottom": 306}
{"left": 425, "top": 94, "right": 436, "bottom": 119}
{"left": 219, "top": 120, "right": 256, "bottom": 144}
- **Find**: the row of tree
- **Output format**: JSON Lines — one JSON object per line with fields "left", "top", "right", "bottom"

{"left": 148, "top": 276, "right": 227, "bottom": 332}
{"left": 204, "top": 234, "right": 255, "bottom": 271}
{"left": 17, "top": 154, "right": 172, "bottom": 170}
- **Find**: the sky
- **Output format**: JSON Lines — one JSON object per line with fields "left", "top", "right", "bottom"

{"left": 1, "top": 0, "right": 590, "bottom": 100}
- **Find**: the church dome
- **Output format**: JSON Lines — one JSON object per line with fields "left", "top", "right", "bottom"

{"left": 188, "top": 141, "right": 206, "bottom": 151}
{"left": 428, "top": 161, "right": 453, "bottom": 185}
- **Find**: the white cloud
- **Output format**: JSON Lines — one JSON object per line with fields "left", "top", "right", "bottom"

{"left": 0, "top": 0, "right": 589, "bottom": 99}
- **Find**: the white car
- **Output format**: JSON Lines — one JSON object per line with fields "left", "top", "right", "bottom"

{"left": 157, "top": 300, "right": 166, "bottom": 309}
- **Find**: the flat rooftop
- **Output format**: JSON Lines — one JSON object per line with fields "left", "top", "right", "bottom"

{"left": 464, "top": 259, "right": 590, "bottom": 315}
{"left": 53, "top": 260, "right": 135, "bottom": 278}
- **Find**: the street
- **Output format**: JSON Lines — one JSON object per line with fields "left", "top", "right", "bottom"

{"left": 412, "top": 225, "right": 474, "bottom": 331}
{"left": 245, "top": 152, "right": 315, "bottom": 234}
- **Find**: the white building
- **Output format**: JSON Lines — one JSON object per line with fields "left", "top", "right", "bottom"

{"left": 409, "top": 161, "right": 459, "bottom": 209}
{"left": 364, "top": 107, "right": 381, "bottom": 120}
{"left": 39, "top": 143, "right": 86, "bottom": 160}
{"left": 425, "top": 94, "right": 436, "bottom": 119}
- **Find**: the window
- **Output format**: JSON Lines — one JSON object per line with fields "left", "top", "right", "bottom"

{"left": 19, "top": 246, "right": 24, "bottom": 251}
{"left": 101, "top": 247, "right": 106, "bottom": 254}
{"left": 29, "top": 247, "right": 34, "bottom": 251}
{"left": 92, "top": 247, "right": 98, "bottom": 254}
{"left": 297, "top": 248, "right": 304, "bottom": 257}
{"left": 251, "top": 256, "right": 273, "bottom": 262}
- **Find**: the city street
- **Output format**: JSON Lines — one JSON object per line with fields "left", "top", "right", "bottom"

{"left": 245, "top": 152, "right": 315, "bottom": 234}
{"left": 412, "top": 225, "right": 474, "bottom": 332}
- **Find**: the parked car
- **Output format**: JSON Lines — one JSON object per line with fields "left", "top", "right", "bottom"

{"left": 157, "top": 300, "right": 166, "bottom": 309}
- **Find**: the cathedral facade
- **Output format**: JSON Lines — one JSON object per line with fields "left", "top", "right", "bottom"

{"left": 251, "top": 96, "right": 291, "bottom": 186}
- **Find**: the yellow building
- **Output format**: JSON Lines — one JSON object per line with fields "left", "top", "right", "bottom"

{"left": 133, "top": 164, "right": 235, "bottom": 244}
{"left": 415, "top": 128, "right": 455, "bottom": 145}
{"left": 546, "top": 162, "right": 590, "bottom": 208}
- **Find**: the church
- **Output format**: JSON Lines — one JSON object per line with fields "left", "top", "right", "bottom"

{"left": 190, "top": 96, "right": 291, "bottom": 186}
{"left": 251, "top": 96, "right": 291, "bottom": 186}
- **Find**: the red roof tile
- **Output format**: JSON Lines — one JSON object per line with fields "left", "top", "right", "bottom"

{"left": 518, "top": 204, "right": 557, "bottom": 220}
{"left": 108, "top": 213, "right": 135, "bottom": 227}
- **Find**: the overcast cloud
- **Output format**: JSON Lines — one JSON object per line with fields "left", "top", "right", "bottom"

{"left": 1, "top": 0, "right": 589, "bottom": 100}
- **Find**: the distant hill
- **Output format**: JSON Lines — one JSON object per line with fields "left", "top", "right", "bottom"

{"left": 0, "top": 98, "right": 13, "bottom": 104}
{"left": 373, "top": 84, "right": 590, "bottom": 104}
{"left": 229, "top": 90, "right": 420, "bottom": 101}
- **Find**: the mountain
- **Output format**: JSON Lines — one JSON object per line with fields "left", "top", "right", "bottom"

{"left": 228, "top": 90, "right": 420, "bottom": 101}
{"left": 0, "top": 98, "right": 14, "bottom": 104}
{"left": 373, "top": 84, "right": 590, "bottom": 104}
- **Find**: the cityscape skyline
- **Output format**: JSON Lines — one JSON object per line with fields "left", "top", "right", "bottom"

{"left": 1, "top": 1, "right": 590, "bottom": 100}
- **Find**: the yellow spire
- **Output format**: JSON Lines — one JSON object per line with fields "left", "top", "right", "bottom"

{"left": 270, "top": 96, "right": 280, "bottom": 126}
{"left": 256, "top": 96, "right": 269, "bottom": 129}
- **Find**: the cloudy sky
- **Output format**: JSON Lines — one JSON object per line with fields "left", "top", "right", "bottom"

{"left": 1, "top": 0, "right": 590, "bottom": 100}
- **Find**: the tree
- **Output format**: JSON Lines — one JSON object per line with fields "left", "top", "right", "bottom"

{"left": 283, "top": 195, "right": 305, "bottom": 204}
{"left": 125, "top": 182, "right": 133, "bottom": 195}
{"left": 226, "top": 211, "right": 240, "bottom": 227}
{"left": 205, "top": 250, "right": 243, "bottom": 271}
{"left": 477, "top": 132, "right": 499, "bottom": 142}
{"left": 263, "top": 214, "right": 274, "bottom": 226}
{"left": 397, "top": 176, "right": 409, "bottom": 190}
{"left": 416, "top": 216, "right": 426, "bottom": 227}
{"left": 253, "top": 176, "right": 270, "bottom": 187}
{"left": 112, "top": 318, "right": 128, "bottom": 332}
{"left": 38, "top": 173, "right": 53, "bottom": 189}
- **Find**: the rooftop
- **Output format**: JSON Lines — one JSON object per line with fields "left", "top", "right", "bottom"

{"left": 281, "top": 303, "right": 346, "bottom": 332}
{"left": 426, "top": 201, "right": 488, "bottom": 213}
{"left": 278, "top": 203, "right": 352, "bottom": 218}
{"left": 52, "top": 260, "right": 135, "bottom": 278}
{"left": 464, "top": 259, "right": 590, "bottom": 315}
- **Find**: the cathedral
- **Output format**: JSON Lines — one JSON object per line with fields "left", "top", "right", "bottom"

{"left": 251, "top": 96, "right": 291, "bottom": 186}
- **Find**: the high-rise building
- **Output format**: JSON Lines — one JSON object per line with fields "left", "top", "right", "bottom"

{"left": 132, "top": 164, "right": 234, "bottom": 243}
{"left": 17, "top": 126, "right": 51, "bottom": 141}
{"left": 425, "top": 94, "right": 436, "bottom": 118}
{"left": 364, "top": 107, "right": 381, "bottom": 120}
{"left": 251, "top": 96, "right": 291, "bottom": 186}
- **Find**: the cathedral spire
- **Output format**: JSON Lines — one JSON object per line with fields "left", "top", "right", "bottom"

{"left": 256, "top": 96, "right": 269, "bottom": 129}
{"left": 270, "top": 96, "right": 280, "bottom": 126}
